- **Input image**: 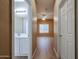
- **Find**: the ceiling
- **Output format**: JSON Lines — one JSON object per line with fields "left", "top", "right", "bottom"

{"left": 14, "top": 0, "right": 56, "bottom": 19}
{"left": 35, "top": 0, "right": 55, "bottom": 19}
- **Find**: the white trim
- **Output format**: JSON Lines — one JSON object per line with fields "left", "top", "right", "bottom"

{"left": 0, "top": 55, "right": 10, "bottom": 57}
{"left": 53, "top": 48, "right": 59, "bottom": 59}
{"left": 32, "top": 48, "right": 38, "bottom": 58}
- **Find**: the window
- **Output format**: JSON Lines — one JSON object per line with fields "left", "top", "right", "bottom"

{"left": 39, "top": 24, "right": 49, "bottom": 33}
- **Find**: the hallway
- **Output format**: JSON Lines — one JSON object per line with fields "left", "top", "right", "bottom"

{"left": 33, "top": 37, "right": 57, "bottom": 59}
{"left": 32, "top": 0, "right": 57, "bottom": 59}
{"left": 0, "top": 0, "right": 76, "bottom": 59}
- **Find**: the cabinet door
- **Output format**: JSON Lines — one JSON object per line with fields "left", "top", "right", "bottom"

{"left": 20, "top": 38, "right": 29, "bottom": 56}
{"left": 15, "top": 38, "right": 20, "bottom": 56}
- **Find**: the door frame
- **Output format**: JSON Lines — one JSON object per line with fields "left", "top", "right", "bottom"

{"left": 75, "top": 0, "right": 78, "bottom": 59}
{"left": 10, "top": 0, "right": 12, "bottom": 59}
{"left": 10, "top": 0, "right": 78, "bottom": 59}
{"left": 12, "top": 0, "right": 14, "bottom": 59}
{"left": 11, "top": 0, "right": 32, "bottom": 59}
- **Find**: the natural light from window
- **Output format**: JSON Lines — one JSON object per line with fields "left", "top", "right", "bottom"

{"left": 39, "top": 24, "right": 49, "bottom": 33}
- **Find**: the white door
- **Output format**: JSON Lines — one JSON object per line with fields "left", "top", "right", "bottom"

{"left": 58, "top": 0, "right": 75, "bottom": 59}
{"left": 60, "top": 2, "right": 68, "bottom": 59}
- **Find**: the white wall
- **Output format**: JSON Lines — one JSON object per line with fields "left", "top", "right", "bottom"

{"left": 32, "top": 0, "right": 37, "bottom": 18}
{"left": 54, "top": 0, "right": 62, "bottom": 34}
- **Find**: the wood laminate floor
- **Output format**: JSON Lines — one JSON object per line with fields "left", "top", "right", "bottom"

{"left": 33, "top": 37, "right": 57, "bottom": 59}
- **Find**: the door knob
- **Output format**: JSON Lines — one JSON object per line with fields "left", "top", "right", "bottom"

{"left": 59, "top": 34, "right": 63, "bottom": 37}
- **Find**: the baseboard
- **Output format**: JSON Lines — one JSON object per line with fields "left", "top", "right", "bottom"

{"left": 53, "top": 48, "right": 59, "bottom": 59}
{"left": 0, "top": 55, "right": 10, "bottom": 57}
{"left": 32, "top": 48, "right": 38, "bottom": 58}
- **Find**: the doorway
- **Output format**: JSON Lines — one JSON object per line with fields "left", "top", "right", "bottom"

{"left": 11, "top": 0, "right": 76, "bottom": 59}
{"left": 37, "top": 19, "right": 54, "bottom": 37}
{"left": 12, "top": 0, "right": 32, "bottom": 59}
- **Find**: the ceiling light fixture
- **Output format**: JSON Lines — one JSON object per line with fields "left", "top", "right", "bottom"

{"left": 42, "top": 18, "right": 46, "bottom": 20}
{"left": 15, "top": 8, "right": 28, "bottom": 15}
{"left": 42, "top": 14, "right": 47, "bottom": 20}
{"left": 15, "top": 8, "right": 27, "bottom": 12}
